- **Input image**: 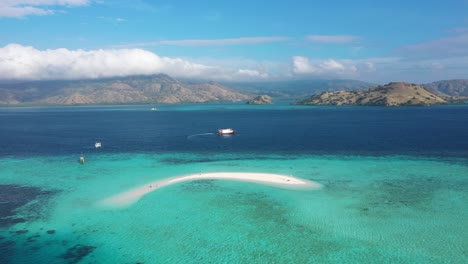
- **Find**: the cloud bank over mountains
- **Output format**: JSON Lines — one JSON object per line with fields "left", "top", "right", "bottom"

{"left": 0, "top": 44, "right": 271, "bottom": 81}
{"left": 1, "top": 42, "right": 467, "bottom": 83}
{"left": 0, "top": 43, "right": 381, "bottom": 81}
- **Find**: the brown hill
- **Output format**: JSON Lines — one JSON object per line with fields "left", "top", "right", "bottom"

{"left": 0, "top": 74, "right": 250, "bottom": 105}
{"left": 296, "top": 82, "right": 447, "bottom": 106}
{"left": 246, "top": 95, "right": 273, "bottom": 105}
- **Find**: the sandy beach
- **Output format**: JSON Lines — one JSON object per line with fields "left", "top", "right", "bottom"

{"left": 98, "top": 172, "right": 322, "bottom": 208}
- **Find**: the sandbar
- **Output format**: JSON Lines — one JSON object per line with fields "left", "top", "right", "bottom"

{"left": 98, "top": 172, "right": 322, "bottom": 208}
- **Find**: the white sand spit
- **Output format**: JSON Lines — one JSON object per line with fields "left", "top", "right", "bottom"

{"left": 98, "top": 172, "right": 322, "bottom": 208}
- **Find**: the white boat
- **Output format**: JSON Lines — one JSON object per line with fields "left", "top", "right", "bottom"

{"left": 79, "top": 156, "right": 85, "bottom": 164}
{"left": 218, "top": 128, "right": 236, "bottom": 135}
{"left": 95, "top": 142, "right": 102, "bottom": 148}
{"left": 151, "top": 107, "right": 157, "bottom": 111}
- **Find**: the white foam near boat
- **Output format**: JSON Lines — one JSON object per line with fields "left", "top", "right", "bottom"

{"left": 95, "top": 142, "right": 102, "bottom": 148}
{"left": 218, "top": 128, "right": 236, "bottom": 135}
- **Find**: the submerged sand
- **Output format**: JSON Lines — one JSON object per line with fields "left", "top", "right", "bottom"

{"left": 98, "top": 172, "right": 321, "bottom": 208}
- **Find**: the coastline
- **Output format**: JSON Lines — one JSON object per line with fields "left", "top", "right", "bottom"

{"left": 98, "top": 172, "right": 322, "bottom": 208}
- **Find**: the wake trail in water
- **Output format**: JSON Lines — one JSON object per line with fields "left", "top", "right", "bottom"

{"left": 187, "top": 132, "right": 215, "bottom": 139}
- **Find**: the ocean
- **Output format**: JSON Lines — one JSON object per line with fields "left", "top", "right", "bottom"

{"left": 1, "top": 103, "right": 467, "bottom": 263}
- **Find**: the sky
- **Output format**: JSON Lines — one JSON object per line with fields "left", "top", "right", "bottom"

{"left": 0, "top": 0, "right": 467, "bottom": 83}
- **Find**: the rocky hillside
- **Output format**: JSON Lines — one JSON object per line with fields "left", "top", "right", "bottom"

{"left": 423, "top": 80, "right": 468, "bottom": 97}
{"left": 246, "top": 95, "right": 272, "bottom": 105}
{"left": 0, "top": 74, "right": 250, "bottom": 105}
{"left": 296, "top": 82, "right": 447, "bottom": 106}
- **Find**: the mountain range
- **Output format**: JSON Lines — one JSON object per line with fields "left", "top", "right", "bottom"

{"left": 0, "top": 74, "right": 250, "bottom": 105}
{"left": 423, "top": 80, "right": 468, "bottom": 97}
{"left": 223, "top": 79, "right": 375, "bottom": 99}
{"left": 0, "top": 74, "right": 466, "bottom": 106}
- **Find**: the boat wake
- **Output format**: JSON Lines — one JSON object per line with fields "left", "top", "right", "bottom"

{"left": 187, "top": 133, "right": 215, "bottom": 139}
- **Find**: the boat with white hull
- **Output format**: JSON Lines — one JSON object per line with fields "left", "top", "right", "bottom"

{"left": 218, "top": 128, "right": 236, "bottom": 135}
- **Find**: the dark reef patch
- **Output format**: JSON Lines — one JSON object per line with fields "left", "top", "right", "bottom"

{"left": 2, "top": 218, "right": 26, "bottom": 227}
{"left": 364, "top": 178, "right": 446, "bottom": 211}
{"left": 0, "top": 184, "right": 59, "bottom": 228}
{"left": 26, "top": 234, "right": 40, "bottom": 243}
{"left": 0, "top": 240, "right": 15, "bottom": 264}
{"left": 46, "top": 230, "right": 56, "bottom": 234}
{"left": 12, "top": 229, "right": 28, "bottom": 235}
{"left": 352, "top": 176, "right": 468, "bottom": 218}
{"left": 61, "top": 244, "right": 96, "bottom": 264}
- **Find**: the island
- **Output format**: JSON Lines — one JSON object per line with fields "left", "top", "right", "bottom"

{"left": 246, "top": 95, "right": 273, "bottom": 105}
{"left": 295, "top": 82, "right": 447, "bottom": 106}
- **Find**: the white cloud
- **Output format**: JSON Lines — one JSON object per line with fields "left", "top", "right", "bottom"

{"left": 292, "top": 56, "right": 355, "bottom": 76}
{"left": 292, "top": 56, "right": 318, "bottom": 74}
{"left": 291, "top": 56, "right": 397, "bottom": 80}
{"left": 0, "top": 0, "right": 89, "bottom": 18}
{"left": 320, "top": 59, "right": 345, "bottom": 71}
{"left": 0, "top": 43, "right": 215, "bottom": 80}
{"left": 237, "top": 69, "right": 268, "bottom": 78}
{"left": 291, "top": 54, "right": 468, "bottom": 83}
{"left": 306, "top": 35, "right": 359, "bottom": 44}
{"left": 114, "top": 37, "right": 290, "bottom": 48}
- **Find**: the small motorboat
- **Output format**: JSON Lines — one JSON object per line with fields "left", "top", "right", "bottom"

{"left": 218, "top": 128, "right": 236, "bottom": 135}
{"left": 150, "top": 107, "right": 158, "bottom": 111}
{"left": 79, "top": 156, "right": 85, "bottom": 164}
{"left": 95, "top": 142, "right": 102, "bottom": 148}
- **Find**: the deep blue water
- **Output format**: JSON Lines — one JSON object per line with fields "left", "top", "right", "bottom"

{"left": 0, "top": 104, "right": 467, "bottom": 157}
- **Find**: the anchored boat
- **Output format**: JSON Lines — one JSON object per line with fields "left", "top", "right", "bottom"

{"left": 95, "top": 142, "right": 102, "bottom": 148}
{"left": 218, "top": 128, "right": 236, "bottom": 135}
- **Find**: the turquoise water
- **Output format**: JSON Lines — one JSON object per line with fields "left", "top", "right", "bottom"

{"left": 1, "top": 153, "right": 467, "bottom": 263}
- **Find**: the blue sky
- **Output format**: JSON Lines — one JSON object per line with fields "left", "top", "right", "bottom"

{"left": 1, "top": 0, "right": 468, "bottom": 83}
